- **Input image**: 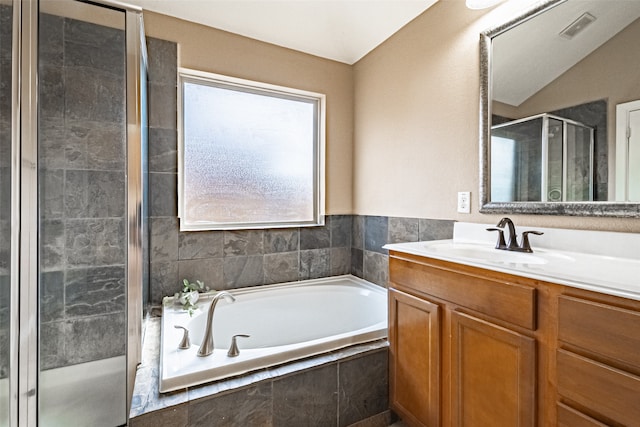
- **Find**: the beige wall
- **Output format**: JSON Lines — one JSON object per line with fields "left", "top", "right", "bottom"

{"left": 143, "top": 11, "right": 354, "bottom": 215}
{"left": 353, "top": 0, "right": 640, "bottom": 233}
{"left": 144, "top": 2, "right": 639, "bottom": 233}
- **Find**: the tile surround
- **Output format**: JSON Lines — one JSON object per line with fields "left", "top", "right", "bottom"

{"left": 38, "top": 13, "right": 127, "bottom": 370}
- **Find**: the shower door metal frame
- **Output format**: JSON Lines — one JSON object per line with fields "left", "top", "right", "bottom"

{"left": 14, "top": 0, "right": 147, "bottom": 425}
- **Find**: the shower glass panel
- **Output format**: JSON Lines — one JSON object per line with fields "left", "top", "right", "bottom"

{"left": 547, "top": 118, "right": 563, "bottom": 202}
{"left": 491, "top": 117, "right": 543, "bottom": 201}
{"left": 38, "top": 2, "right": 128, "bottom": 425}
{"left": 491, "top": 113, "right": 594, "bottom": 202}
{"left": 565, "top": 122, "right": 594, "bottom": 201}
{"left": 0, "top": 1, "right": 13, "bottom": 426}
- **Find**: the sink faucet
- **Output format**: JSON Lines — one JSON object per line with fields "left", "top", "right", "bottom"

{"left": 197, "top": 291, "right": 236, "bottom": 357}
{"left": 487, "top": 217, "right": 543, "bottom": 253}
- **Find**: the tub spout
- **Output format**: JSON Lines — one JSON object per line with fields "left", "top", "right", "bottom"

{"left": 197, "top": 291, "right": 236, "bottom": 357}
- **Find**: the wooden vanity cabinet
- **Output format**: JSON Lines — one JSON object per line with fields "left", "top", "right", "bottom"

{"left": 388, "top": 252, "right": 539, "bottom": 427}
{"left": 388, "top": 250, "right": 640, "bottom": 427}
{"left": 556, "top": 294, "right": 640, "bottom": 425}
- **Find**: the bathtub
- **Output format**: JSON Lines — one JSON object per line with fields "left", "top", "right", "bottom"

{"left": 159, "top": 275, "right": 387, "bottom": 392}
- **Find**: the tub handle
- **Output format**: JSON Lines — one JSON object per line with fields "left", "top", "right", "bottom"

{"left": 227, "top": 334, "right": 250, "bottom": 357}
{"left": 174, "top": 325, "right": 191, "bottom": 349}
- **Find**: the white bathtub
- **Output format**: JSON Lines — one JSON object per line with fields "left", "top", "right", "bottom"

{"left": 160, "top": 275, "right": 388, "bottom": 392}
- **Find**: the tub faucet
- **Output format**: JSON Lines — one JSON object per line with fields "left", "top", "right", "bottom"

{"left": 197, "top": 291, "right": 236, "bottom": 357}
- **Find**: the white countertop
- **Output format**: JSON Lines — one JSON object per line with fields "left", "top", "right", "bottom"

{"left": 384, "top": 222, "right": 640, "bottom": 302}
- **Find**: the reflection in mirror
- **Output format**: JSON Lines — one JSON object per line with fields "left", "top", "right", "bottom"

{"left": 480, "top": 0, "right": 640, "bottom": 216}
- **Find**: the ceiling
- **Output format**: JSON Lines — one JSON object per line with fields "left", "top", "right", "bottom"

{"left": 125, "top": 0, "right": 439, "bottom": 64}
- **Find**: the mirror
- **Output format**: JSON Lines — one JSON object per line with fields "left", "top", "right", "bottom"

{"left": 480, "top": 0, "right": 640, "bottom": 217}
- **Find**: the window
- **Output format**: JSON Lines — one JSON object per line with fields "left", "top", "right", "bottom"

{"left": 178, "top": 69, "right": 325, "bottom": 230}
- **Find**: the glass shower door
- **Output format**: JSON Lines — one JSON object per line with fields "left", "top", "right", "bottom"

{"left": 0, "top": 0, "right": 14, "bottom": 426}
{"left": 38, "top": 1, "right": 128, "bottom": 425}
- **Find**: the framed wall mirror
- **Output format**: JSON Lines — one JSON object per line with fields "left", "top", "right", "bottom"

{"left": 479, "top": 0, "right": 640, "bottom": 217}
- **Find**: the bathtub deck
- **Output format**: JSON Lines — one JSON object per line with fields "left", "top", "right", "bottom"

{"left": 130, "top": 313, "right": 388, "bottom": 419}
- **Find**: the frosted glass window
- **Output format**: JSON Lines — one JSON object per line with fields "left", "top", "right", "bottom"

{"left": 178, "top": 70, "right": 325, "bottom": 230}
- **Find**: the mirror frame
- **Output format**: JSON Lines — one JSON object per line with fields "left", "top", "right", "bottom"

{"left": 479, "top": 0, "right": 640, "bottom": 217}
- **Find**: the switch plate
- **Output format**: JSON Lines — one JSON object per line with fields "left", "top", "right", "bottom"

{"left": 457, "top": 191, "right": 471, "bottom": 214}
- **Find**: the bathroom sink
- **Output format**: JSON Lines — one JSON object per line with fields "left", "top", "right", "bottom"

{"left": 423, "top": 242, "right": 549, "bottom": 265}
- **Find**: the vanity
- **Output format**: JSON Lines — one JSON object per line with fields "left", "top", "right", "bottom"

{"left": 385, "top": 222, "right": 640, "bottom": 427}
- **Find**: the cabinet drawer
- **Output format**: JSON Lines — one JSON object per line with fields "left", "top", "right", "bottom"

{"left": 557, "top": 349, "right": 640, "bottom": 426}
{"left": 558, "top": 295, "right": 640, "bottom": 367}
{"left": 390, "top": 255, "right": 536, "bottom": 330}
{"left": 557, "top": 403, "right": 607, "bottom": 427}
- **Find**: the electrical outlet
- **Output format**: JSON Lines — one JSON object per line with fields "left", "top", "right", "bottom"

{"left": 457, "top": 191, "right": 471, "bottom": 214}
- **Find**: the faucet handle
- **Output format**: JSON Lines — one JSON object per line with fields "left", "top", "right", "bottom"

{"left": 520, "top": 231, "right": 544, "bottom": 253}
{"left": 174, "top": 325, "right": 191, "bottom": 349}
{"left": 227, "top": 334, "right": 250, "bottom": 357}
{"left": 486, "top": 227, "right": 507, "bottom": 249}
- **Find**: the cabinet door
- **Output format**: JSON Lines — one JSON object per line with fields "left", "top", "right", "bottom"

{"left": 389, "top": 288, "right": 441, "bottom": 427}
{"left": 451, "top": 311, "right": 536, "bottom": 427}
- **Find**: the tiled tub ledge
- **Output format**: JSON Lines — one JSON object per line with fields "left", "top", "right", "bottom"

{"left": 130, "top": 311, "right": 391, "bottom": 426}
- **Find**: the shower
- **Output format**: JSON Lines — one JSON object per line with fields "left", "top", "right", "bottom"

{"left": 1, "top": 0, "right": 148, "bottom": 425}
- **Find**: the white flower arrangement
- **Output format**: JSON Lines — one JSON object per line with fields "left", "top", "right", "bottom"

{"left": 175, "top": 278, "right": 210, "bottom": 316}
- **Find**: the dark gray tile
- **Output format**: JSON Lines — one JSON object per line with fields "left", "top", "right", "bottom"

{"left": 130, "top": 406, "right": 188, "bottom": 427}
{"left": 64, "top": 39, "right": 124, "bottom": 77}
{"left": 338, "top": 350, "right": 389, "bottom": 427}
{"left": 65, "top": 266, "right": 126, "bottom": 317}
{"left": 388, "top": 217, "right": 419, "bottom": 244}
{"left": 363, "top": 251, "right": 389, "bottom": 288}
{"left": 264, "top": 252, "right": 299, "bottom": 285}
{"left": 329, "top": 215, "right": 352, "bottom": 248}
{"left": 40, "top": 219, "right": 65, "bottom": 271}
{"left": 65, "top": 121, "right": 126, "bottom": 171}
{"left": 365, "top": 216, "right": 388, "bottom": 254}
{"left": 223, "top": 255, "right": 264, "bottom": 289}
{"left": 64, "top": 18, "right": 124, "bottom": 49}
{"left": 299, "top": 249, "right": 330, "bottom": 280}
{"left": 150, "top": 172, "right": 177, "bottom": 217}
{"left": 150, "top": 217, "right": 179, "bottom": 263}
{"left": 264, "top": 228, "right": 299, "bottom": 254}
{"left": 150, "top": 261, "right": 178, "bottom": 305}
{"left": 39, "top": 14, "right": 64, "bottom": 66}
{"left": 300, "top": 226, "right": 330, "bottom": 250}
{"left": 273, "top": 364, "right": 337, "bottom": 427}
{"left": 65, "top": 219, "right": 126, "bottom": 268}
{"left": 418, "top": 219, "right": 455, "bottom": 241}
{"left": 64, "top": 170, "right": 125, "bottom": 218}
{"left": 177, "top": 258, "right": 224, "bottom": 292}
{"left": 149, "top": 127, "right": 177, "bottom": 173}
{"left": 352, "top": 215, "right": 364, "bottom": 250}
{"left": 179, "top": 230, "right": 223, "bottom": 260}
{"left": 224, "top": 230, "right": 264, "bottom": 257}
{"left": 65, "top": 312, "right": 126, "bottom": 365}
{"left": 188, "top": 382, "right": 272, "bottom": 427}
{"left": 330, "top": 247, "right": 351, "bottom": 276}
{"left": 39, "top": 169, "right": 64, "bottom": 219}
{"left": 40, "top": 321, "right": 67, "bottom": 370}
{"left": 64, "top": 67, "right": 125, "bottom": 123}
{"left": 147, "top": 37, "right": 177, "bottom": 86}
{"left": 39, "top": 65, "right": 65, "bottom": 119}
{"left": 40, "top": 271, "right": 64, "bottom": 323}
{"left": 149, "top": 82, "right": 177, "bottom": 130}
{"left": 351, "top": 248, "right": 363, "bottom": 279}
